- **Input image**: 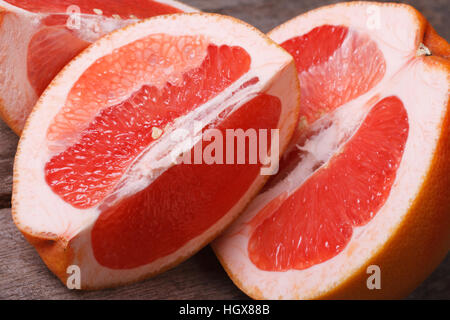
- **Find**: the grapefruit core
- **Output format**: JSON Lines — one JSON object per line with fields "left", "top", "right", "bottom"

{"left": 213, "top": 2, "right": 450, "bottom": 299}
{"left": 0, "top": 0, "right": 198, "bottom": 134}
{"left": 12, "top": 13, "right": 300, "bottom": 288}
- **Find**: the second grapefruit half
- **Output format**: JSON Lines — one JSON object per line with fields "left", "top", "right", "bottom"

{"left": 213, "top": 2, "right": 450, "bottom": 300}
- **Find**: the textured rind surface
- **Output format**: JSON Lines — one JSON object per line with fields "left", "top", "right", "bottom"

{"left": 214, "top": 1, "right": 450, "bottom": 300}
{"left": 12, "top": 12, "right": 300, "bottom": 289}
{"left": 424, "top": 23, "right": 450, "bottom": 59}
{"left": 21, "top": 232, "right": 73, "bottom": 285}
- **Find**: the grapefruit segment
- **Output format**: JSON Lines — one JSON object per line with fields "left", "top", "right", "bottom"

{"left": 45, "top": 43, "right": 250, "bottom": 209}
{"left": 27, "top": 26, "right": 90, "bottom": 95}
{"left": 213, "top": 2, "right": 450, "bottom": 300}
{"left": 282, "top": 25, "right": 386, "bottom": 126}
{"left": 13, "top": 13, "right": 300, "bottom": 289}
{"left": 248, "top": 96, "right": 409, "bottom": 271}
{"left": 0, "top": 0, "right": 198, "bottom": 134}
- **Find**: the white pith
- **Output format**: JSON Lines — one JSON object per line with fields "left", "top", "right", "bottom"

{"left": 0, "top": 0, "right": 198, "bottom": 132}
{"left": 114, "top": 73, "right": 264, "bottom": 201}
{"left": 266, "top": 96, "right": 373, "bottom": 197}
{"left": 13, "top": 13, "right": 299, "bottom": 288}
{"left": 213, "top": 3, "right": 449, "bottom": 299}
{"left": 0, "top": 7, "right": 38, "bottom": 128}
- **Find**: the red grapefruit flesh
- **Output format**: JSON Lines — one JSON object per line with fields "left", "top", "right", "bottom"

{"left": 45, "top": 43, "right": 251, "bottom": 209}
{"left": 0, "top": 0, "right": 198, "bottom": 134}
{"left": 248, "top": 96, "right": 408, "bottom": 271}
{"left": 92, "top": 94, "right": 281, "bottom": 269}
{"left": 5, "top": 0, "right": 185, "bottom": 18}
{"left": 13, "top": 13, "right": 300, "bottom": 288}
{"left": 213, "top": 2, "right": 450, "bottom": 299}
{"left": 281, "top": 24, "right": 385, "bottom": 127}
{"left": 27, "top": 26, "right": 90, "bottom": 95}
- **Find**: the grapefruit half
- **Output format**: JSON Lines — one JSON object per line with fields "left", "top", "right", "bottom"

{"left": 12, "top": 13, "right": 300, "bottom": 289}
{"left": 213, "top": 2, "right": 450, "bottom": 299}
{"left": 0, "top": 0, "right": 198, "bottom": 134}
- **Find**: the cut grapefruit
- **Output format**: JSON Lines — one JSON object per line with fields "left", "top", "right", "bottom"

{"left": 0, "top": 0, "right": 198, "bottom": 134}
{"left": 12, "top": 13, "right": 300, "bottom": 289}
{"left": 213, "top": 2, "right": 450, "bottom": 299}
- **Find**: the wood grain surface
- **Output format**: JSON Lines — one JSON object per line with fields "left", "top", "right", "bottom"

{"left": 0, "top": 0, "right": 448, "bottom": 300}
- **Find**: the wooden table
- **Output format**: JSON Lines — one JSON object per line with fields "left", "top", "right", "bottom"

{"left": 0, "top": 0, "right": 448, "bottom": 299}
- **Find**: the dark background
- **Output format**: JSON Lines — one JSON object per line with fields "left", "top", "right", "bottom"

{"left": 0, "top": 0, "right": 448, "bottom": 299}
{"left": 188, "top": 0, "right": 449, "bottom": 39}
